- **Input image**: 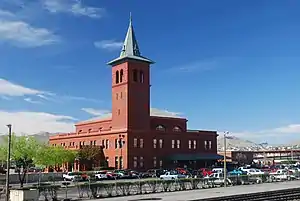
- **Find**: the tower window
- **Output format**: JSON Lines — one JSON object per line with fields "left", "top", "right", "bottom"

{"left": 118, "top": 109, "right": 120, "bottom": 115}
{"left": 133, "top": 69, "right": 138, "bottom": 82}
{"left": 116, "top": 70, "right": 120, "bottom": 84}
{"left": 120, "top": 69, "right": 124, "bottom": 83}
{"left": 140, "top": 71, "right": 144, "bottom": 83}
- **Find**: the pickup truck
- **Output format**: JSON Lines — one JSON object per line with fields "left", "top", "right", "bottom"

{"left": 159, "top": 171, "right": 187, "bottom": 180}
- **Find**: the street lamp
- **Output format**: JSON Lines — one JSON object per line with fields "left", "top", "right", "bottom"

{"left": 223, "top": 131, "right": 229, "bottom": 188}
{"left": 118, "top": 135, "right": 125, "bottom": 169}
{"left": 5, "top": 124, "right": 12, "bottom": 201}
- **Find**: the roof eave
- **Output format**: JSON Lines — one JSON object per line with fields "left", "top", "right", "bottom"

{"left": 107, "top": 56, "right": 155, "bottom": 66}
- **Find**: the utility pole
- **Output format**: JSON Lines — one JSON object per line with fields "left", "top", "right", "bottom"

{"left": 5, "top": 124, "right": 12, "bottom": 201}
{"left": 223, "top": 131, "right": 228, "bottom": 188}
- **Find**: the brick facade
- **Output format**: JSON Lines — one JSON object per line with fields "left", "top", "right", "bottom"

{"left": 49, "top": 17, "right": 218, "bottom": 171}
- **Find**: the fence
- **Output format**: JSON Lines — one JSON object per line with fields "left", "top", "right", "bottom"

{"left": 0, "top": 172, "right": 63, "bottom": 184}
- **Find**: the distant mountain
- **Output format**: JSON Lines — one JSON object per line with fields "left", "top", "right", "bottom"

{"left": 217, "top": 135, "right": 269, "bottom": 151}
{"left": 0, "top": 132, "right": 55, "bottom": 145}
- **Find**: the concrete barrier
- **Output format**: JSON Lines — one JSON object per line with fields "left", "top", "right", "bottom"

{"left": 0, "top": 173, "right": 64, "bottom": 184}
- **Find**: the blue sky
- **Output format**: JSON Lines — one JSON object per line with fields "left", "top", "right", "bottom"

{"left": 0, "top": 0, "right": 299, "bottom": 144}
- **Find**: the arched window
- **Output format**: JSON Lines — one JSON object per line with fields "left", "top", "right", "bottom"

{"left": 156, "top": 125, "right": 166, "bottom": 131}
{"left": 173, "top": 126, "right": 182, "bottom": 132}
{"left": 133, "top": 69, "right": 138, "bottom": 82}
{"left": 120, "top": 69, "right": 124, "bottom": 83}
{"left": 116, "top": 70, "right": 119, "bottom": 84}
{"left": 140, "top": 71, "right": 144, "bottom": 83}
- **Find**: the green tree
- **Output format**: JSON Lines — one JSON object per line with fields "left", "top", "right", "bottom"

{"left": 0, "top": 134, "right": 41, "bottom": 187}
{"left": 35, "top": 145, "right": 76, "bottom": 171}
{"left": 77, "top": 145, "right": 105, "bottom": 171}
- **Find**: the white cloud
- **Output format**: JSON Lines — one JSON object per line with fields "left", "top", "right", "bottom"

{"left": 0, "top": 78, "right": 44, "bottom": 97}
{"left": 0, "top": 9, "right": 59, "bottom": 47}
{"left": 81, "top": 108, "right": 111, "bottom": 116}
{"left": 42, "top": 0, "right": 105, "bottom": 19}
{"left": 0, "top": 110, "right": 76, "bottom": 134}
{"left": 227, "top": 124, "right": 300, "bottom": 141}
{"left": 0, "top": 78, "right": 101, "bottom": 103}
{"left": 171, "top": 60, "right": 218, "bottom": 73}
{"left": 94, "top": 40, "right": 123, "bottom": 51}
{"left": 64, "top": 96, "right": 101, "bottom": 103}
{"left": 24, "top": 98, "right": 42, "bottom": 104}
{"left": 150, "top": 108, "right": 182, "bottom": 118}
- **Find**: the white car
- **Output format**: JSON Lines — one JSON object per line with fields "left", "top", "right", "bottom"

{"left": 240, "top": 168, "right": 264, "bottom": 176}
{"left": 95, "top": 171, "right": 108, "bottom": 180}
{"left": 159, "top": 171, "right": 187, "bottom": 180}
{"left": 206, "top": 173, "right": 232, "bottom": 186}
{"left": 63, "top": 172, "right": 83, "bottom": 181}
{"left": 270, "top": 169, "right": 296, "bottom": 181}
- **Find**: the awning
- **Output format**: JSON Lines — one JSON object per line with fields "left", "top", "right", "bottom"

{"left": 166, "top": 153, "right": 225, "bottom": 161}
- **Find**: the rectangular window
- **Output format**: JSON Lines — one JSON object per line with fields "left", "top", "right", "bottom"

{"left": 204, "top": 140, "right": 208, "bottom": 150}
{"left": 153, "top": 157, "right": 157, "bottom": 168}
{"left": 106, "top": 139, "right": 109, "bottom": 149}
{"left": 90, "top": 141, "right": 93, "bottom": 145}
{"left": 188, "top": 140, "right": 192, "bottom": 149}
{"left": 134, "top": 138, "right": 138, "bottom": 148}
{"left": 159, "top": 160, "right": 163, "bottom": 168}
{"left": 115, "top": 139, "right": 118, "bottom": 149}
{"left": 140, "top": 156, "right": 144, "bottom": 168}
{"left": 72, "top": 142, "right": 75, "bottom": 146}
{"left": 153, "top": 139, "right": 157, "bottom": 148}
{"left": 133, "top": 157, "right": 137, "bottom": 168}
{"left": 119, "top": 156, "right": 123, "bottom": 169}
{"left": 119, "top": 139, "right": 124, "bottom": 148}
{"left": 82, "top": 141, "right": 85, "bottom": 146}
{"left": 209, "top": 140, "right": 212, "bottom": 150}
{"left": 140, "top": 139, "right": 144, "bottom": 148}
{"left": 102, "top": 140, "right": 105, "bottom": 147}
{"left": 193, "top": 140, "right": 197, "bottom": 149}
{"left": 93, "top": 140, "right": 96, "bottom": 145}
{"left": 115, "top": 157, "right": 118, "bottom": 169}
{"left": 172, "top": 140, "right": 175, "bottom": 149}
{"left": 106, "top": 157, "right": 109, "bottom": 165}
{"left": 177, "top": 140, "right": 180, "bottom": 149}
{"left": 159, "top": 139, "right": 163, "bottom": 148}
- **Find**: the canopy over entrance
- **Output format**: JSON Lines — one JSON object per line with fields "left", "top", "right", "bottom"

{"left": 166, "top": 153, "right": 224, "bottom": 161}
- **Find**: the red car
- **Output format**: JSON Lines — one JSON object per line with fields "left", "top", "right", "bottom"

{"left": 199, "top": 168, "right": 213, "bottom": 176}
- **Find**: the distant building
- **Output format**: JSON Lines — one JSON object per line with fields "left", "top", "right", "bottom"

{"left": 218, "top": 151, "right": 254, "bottom": 165}
{"left": 49, "top": 15, "right": 221, "bottom": 171}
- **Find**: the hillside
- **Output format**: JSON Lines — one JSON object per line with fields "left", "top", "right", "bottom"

{"left": 0, "top": 132, "right": 54, "bottom": 145}
{"left": 217, "top": 135, "right": 269, "bottom": 151}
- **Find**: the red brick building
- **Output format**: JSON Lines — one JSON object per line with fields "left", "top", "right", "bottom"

{"left": 49, "top": 16, "right": 221, "bottom": 171}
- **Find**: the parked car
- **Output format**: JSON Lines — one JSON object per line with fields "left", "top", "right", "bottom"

{"left": 270, "top": 169, "right": 296, "bottom": 181}
{"left": 63, "top": 172, "right": 83, "bottom": 181}
{"left": 159, "top": 171, "right": 187, "bottom": 180}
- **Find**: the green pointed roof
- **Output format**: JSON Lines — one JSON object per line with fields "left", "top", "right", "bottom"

{"left": 107, "top": 13, "right": 154, "bottom": 65}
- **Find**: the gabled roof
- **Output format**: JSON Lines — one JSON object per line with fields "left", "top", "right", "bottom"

{"left": 107, "top": 13, "right": 154, "bottom": 65}
{"left": 76, "top": 108, "right": 185, "bottom": 125}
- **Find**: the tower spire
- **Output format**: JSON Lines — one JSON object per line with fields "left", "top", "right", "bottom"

{"left": 129, "top": 12, "right": 132, "bottom": 25}
{"left": 107, "top": 13, "right": 154, "bottom": 65}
